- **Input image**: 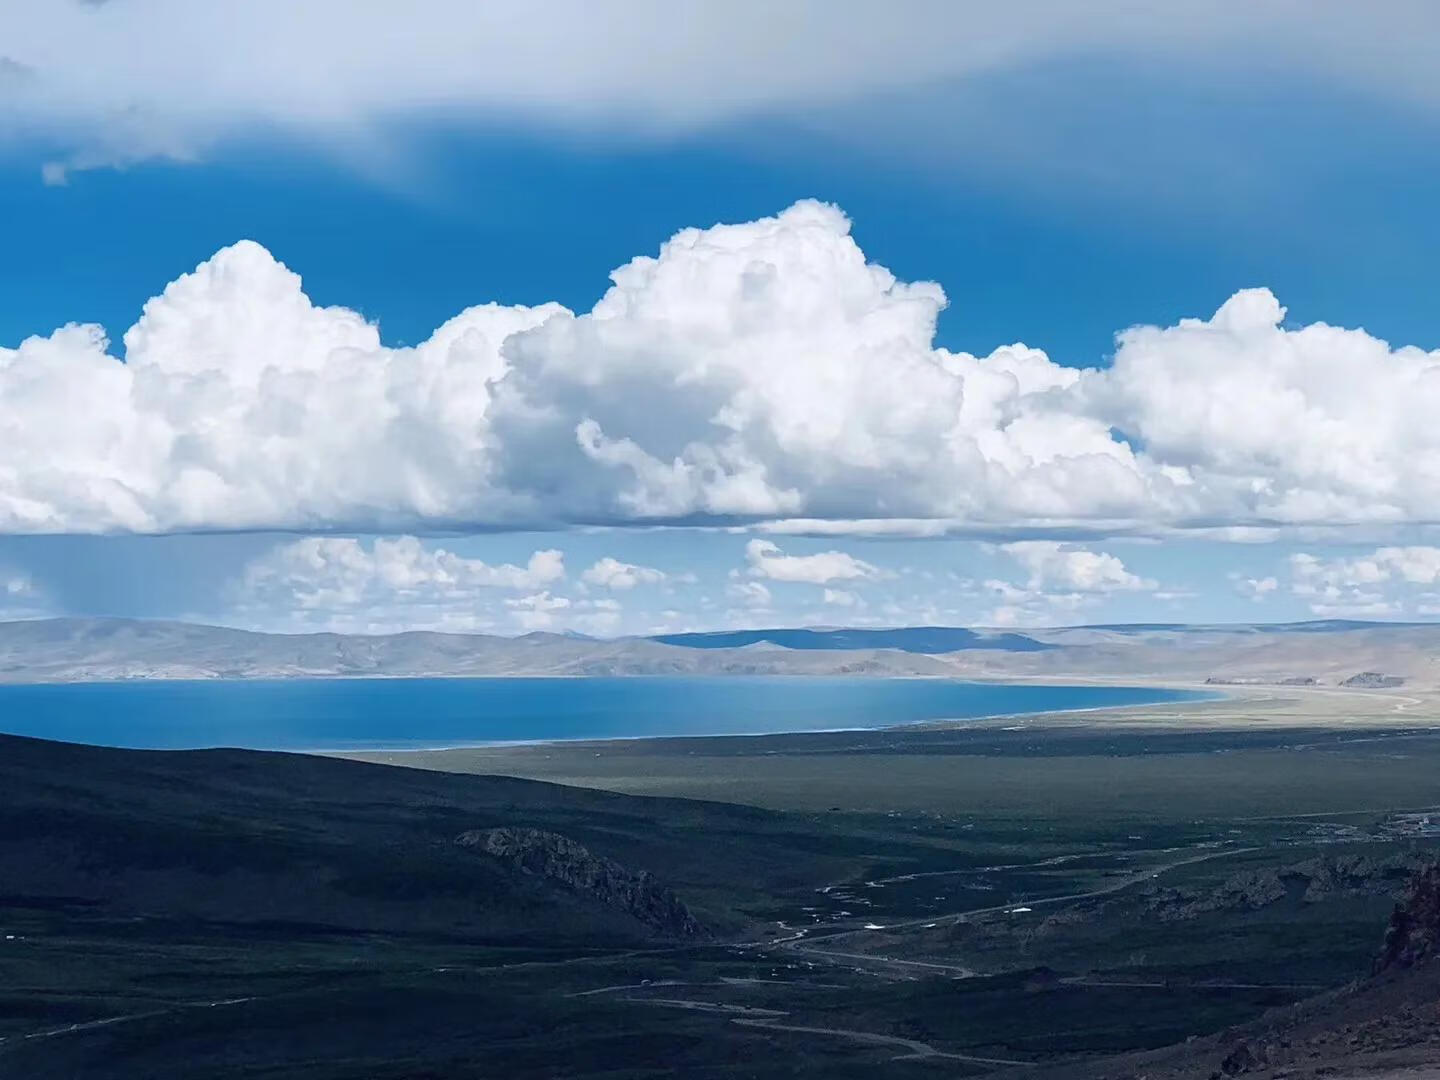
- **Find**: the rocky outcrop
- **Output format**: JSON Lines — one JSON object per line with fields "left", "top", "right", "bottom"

{"left": 1292, "top": 853, "right": 1421, "bottom": 902}
{"left": 1341, "top": 671, "right": 1405, "bottom": 688}
{"left": 1141, "top": 854, "right": 1426, "bottom": 922}
{"left": 456, "top": 827, "right": 705, "bottom": 938}
{"left": 1144, "top": 868, "right": 1286, "bottom": 921}
{"left": 1377, "top": 863, "right": 1440, "bottom": 971}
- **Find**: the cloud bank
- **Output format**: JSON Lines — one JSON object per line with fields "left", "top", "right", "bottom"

{"left": 2, "top": 200, "right": 1437, "bottom": 538}
{"left": 7, "top": 2, "right": 1440, "bottom": 179}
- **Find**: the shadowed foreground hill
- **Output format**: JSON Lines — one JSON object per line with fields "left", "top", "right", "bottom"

{"left": 0, "top": 734, "right": 1030, "bottom": 1079}
{"left": 5, "top": 730, "right": 1440, "bottom": 1078}
{"left": 0, "top": 733, "right": 867, "bottom": 939}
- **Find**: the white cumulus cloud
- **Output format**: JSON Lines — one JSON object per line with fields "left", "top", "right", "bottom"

{"left": 505, "top": 590, "right": 571, "bottom": 630}
{"left": 726, "top": 580, "right": 772, "bottom": 609}
{"left": 744, "top": 539, "right": 880, "bottom": 585}
{"left": 0, "top": 239, "right": 561, "bottom": 533}
{"left": 580, "top": 557, "right": 667, "bottom": 590}
{"left": 980, "top": 541, "right": 1154, "bottom": 624}
{"left": 1082, "top": 291, "right": 1440, "bottom": 530}
{"left": 229, "top": 536, "right": 564, "bottom": 631}
{"left": 1001, "top": 541, "right": 1155, "bottom": 593}
{"left": 981, "top": 578, "right": 1087, "bottom": 627}
{"left": 1289, "top": 546, "right": 1440, "bottom": 617}
{"left": 1291, "top": 547, "right": 1440, "bottom": 590}
{"left": 2, "top": 201, "right": 1439, "bottom": 540}
{"left": 1231, "top": 574, "right": 1279, "bottom": 601}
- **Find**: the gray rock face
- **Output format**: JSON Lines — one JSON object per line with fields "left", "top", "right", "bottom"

{"left": 1379, "top": 863, "right": 1440, "bottom": 971}
{"left": 1341, "top": 671, "right": 1405, "bottom": 688}
{"left": 456, "top": 826, "right": 705, "bottom": 939}
{"left": 1141, "top": 854, "right": 1427, "bottom": 921}
{"left": 1293, "top": 854, "right": 1421, "bottom": 902}
{"left": 1143, "top": 868, "right": 1287, "bottom": 921}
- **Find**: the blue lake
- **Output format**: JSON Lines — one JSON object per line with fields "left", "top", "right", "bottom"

{"left": 0, "top": 678, "right": 1215, "bottom": 751}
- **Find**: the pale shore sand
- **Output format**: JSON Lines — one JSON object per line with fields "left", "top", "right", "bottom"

{"left": 941, "top": 680, "right": 1440, "bottom": 730}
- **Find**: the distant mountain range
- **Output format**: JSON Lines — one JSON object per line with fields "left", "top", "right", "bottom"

{"left": 650, "top": 625, "right": 1055, "bottom": 654}
{"left": 0, "top": 616, "right": 1434, "bottom": 686}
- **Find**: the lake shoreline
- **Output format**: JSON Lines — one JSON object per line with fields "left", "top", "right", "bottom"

{"left": 0, "top": 676, "right": 1215, "bottom": 752}
{"left": 309, "top": 684, "right": 1227, "bottom": 755}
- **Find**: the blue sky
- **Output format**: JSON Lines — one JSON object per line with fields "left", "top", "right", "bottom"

{"left": 10, "top": 75, "right": 1440, "bottom": 366}
{"left": 3, "top": 2, "right": 1440, "bottom": 635}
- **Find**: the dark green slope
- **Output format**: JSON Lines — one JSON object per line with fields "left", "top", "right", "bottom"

{"left": 0, "top": 734, "right": 977, "bottom": 1079}
{"left": 0, "top": 733, "right": 862, "bottom": 941}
